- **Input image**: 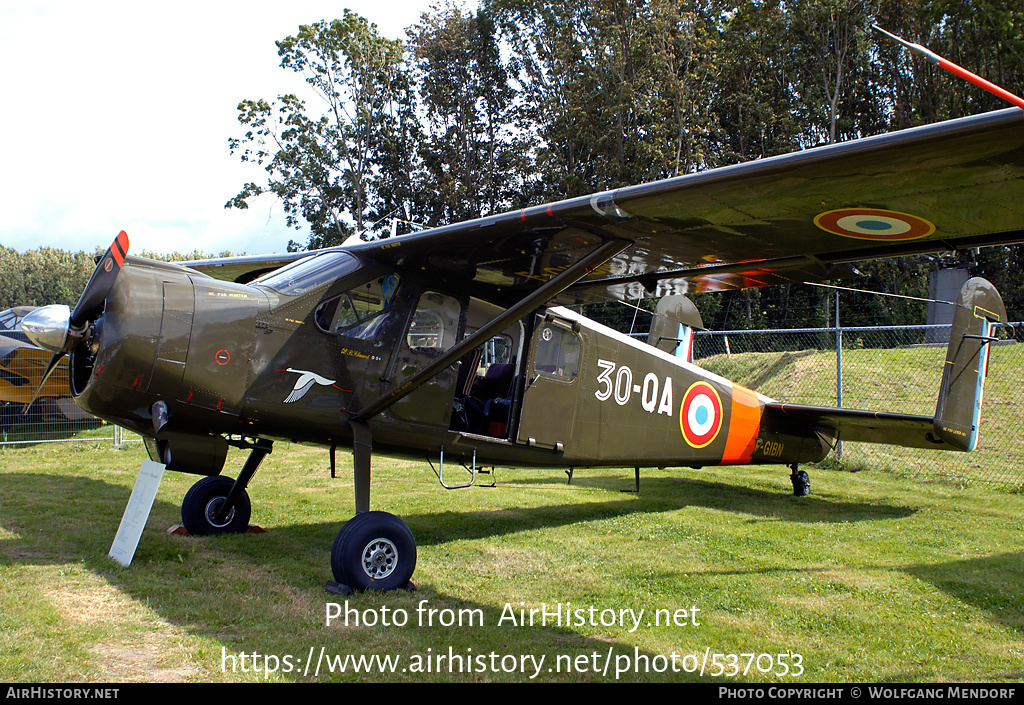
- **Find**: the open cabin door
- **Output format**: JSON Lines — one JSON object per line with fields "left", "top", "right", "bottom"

{"left": 516, "top": 314, "right": 581, "bottom": 451}
{"left": 386, "top": 290, "right": 464, "bottom": 428}
{"left": 448, "top": 299, "right": 524, "bottom": 439}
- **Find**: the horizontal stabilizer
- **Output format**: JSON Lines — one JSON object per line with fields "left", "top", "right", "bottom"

{"left": 765, "top": 277, "right": 1006, "bottom": 454}
{"left": 766, "top": 404, "right": 949, "bottom": 450}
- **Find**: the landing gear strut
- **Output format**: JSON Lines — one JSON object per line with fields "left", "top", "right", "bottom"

{"left": 326, "top": 421, "right": 417, "bottom": 593}
{"left": 179, "top": 438, "right": 272, "bottom": 535}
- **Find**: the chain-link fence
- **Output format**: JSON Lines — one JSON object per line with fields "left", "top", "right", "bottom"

{"left": 693, "top": 322, "right": 1023, "bottom": 488}
{"left": 0, "top": 398, "right": 113, "bottom": 446}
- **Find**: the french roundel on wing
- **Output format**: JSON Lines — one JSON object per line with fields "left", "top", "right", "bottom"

{"left": 813, "top": 208, "right": 935, "bottom": 241}
{"left": 679, "top": 381, "right": 724, "bottom": 449}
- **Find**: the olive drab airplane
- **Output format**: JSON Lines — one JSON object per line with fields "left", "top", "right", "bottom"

{"left": 20, "top": 107, "right": 1024, "bottom": 592}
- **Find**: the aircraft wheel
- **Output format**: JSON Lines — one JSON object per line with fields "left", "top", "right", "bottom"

{"left": 181, "top": 476, "right": 251, "bottom": 535}
{"left": 331, "top": 511, "right": 416, "bottom": 591}
{"left": 791, "top": 469, "right": 810, "bottom": 496}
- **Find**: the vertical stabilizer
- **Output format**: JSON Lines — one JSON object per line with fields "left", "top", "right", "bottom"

{"left": 648, "top": 295, "right": 704, "bottom": 363}
{"left": 933, "top": 277, "right": 1006, "bottom": 451}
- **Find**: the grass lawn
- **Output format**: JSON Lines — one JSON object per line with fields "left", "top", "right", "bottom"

{"left": 1, "top": 436, "right": 1022, "bottom": 682}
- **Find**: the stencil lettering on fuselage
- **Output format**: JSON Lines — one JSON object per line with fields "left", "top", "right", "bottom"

{"left": 593, "top": 359, "right": 673, "bottom": 415}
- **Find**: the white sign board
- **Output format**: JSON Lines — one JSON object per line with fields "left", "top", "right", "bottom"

{"left": 108, "top": 460, "right": 166, "bottom": 567}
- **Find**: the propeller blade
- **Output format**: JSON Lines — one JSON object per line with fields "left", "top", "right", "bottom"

{"left": 70, "top": 231, "right": 129, "bottom": 327}
{"left": 22, "top": 352, "right": 64, "bottom": 412}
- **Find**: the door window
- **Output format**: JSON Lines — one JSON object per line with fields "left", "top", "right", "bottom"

{"left": 406, "top": 291, "right": 461, "bottom": 353}
{"left": 533, "top": 323, "right": 580, "bottom": 381}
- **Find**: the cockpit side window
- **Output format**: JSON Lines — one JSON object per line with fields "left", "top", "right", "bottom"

{"left": 315, "top": 273, "right": 402, "bottom": 342}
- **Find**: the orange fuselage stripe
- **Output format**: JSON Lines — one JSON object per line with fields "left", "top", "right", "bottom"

{"left": 721, "top": 384, "right": 762, "bottom": 464}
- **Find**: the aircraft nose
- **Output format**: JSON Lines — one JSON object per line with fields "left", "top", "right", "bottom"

{"left": 21, "top": 304, "right": 71, "bottom": 354}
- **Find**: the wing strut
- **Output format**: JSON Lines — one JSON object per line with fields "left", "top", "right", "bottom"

{"left": 351, "top": 238, "right": 631, "bottom": 424}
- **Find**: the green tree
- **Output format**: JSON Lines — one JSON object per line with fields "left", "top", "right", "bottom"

{"left": 791, "top": 0, "right": 884, "bottom": 144}
{"left": 407, "top": 4, "right": 531, "bottom": 224}
{"left": 488, "top": 0, "right": 722, "bottom": 197}
{"left": 0, "top": 247, "right": 95, "bottom": 310}
{"left": 226, "top": 12, "right": 415, "bottom": 249}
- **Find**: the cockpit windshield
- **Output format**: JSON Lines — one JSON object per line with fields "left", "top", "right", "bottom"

{"left": 252, "top": 252, "right": 359, "bottom": 295}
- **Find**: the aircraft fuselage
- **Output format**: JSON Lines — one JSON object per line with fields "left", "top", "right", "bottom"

{"left": 72, "top": 255, "right": 831, "bottom": 476}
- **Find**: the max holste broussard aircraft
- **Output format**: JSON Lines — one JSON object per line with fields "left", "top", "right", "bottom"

{"left": 20, "top": 105, "right": 1024, "bottom": 592}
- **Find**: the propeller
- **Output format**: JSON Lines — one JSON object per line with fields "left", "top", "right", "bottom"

{"left": 71, "top": 230, "right": 129, "bottom": 328}
{"left": 20, "top": 231, "right": 129, "bottom": 407}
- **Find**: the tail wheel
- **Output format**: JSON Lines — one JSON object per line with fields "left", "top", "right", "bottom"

{"left": 791, "top": 469, "right": 810, "bottom": 497}
{"left": 181, "top": 475, "right": 251, "bottom": 535}
{"left": 331, "top": 511, "right": 416, "bottom": 591}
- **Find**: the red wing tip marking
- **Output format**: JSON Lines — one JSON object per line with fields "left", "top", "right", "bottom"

{"left": 814, "top": 208, "right": 935, "bottom": 241}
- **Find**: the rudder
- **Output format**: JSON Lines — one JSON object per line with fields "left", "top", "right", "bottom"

{"left": 648, "top": 295, "right": 704, "bottom": 363}
{"left": 933, "top": 277, "right": 1006, "bottom": 451}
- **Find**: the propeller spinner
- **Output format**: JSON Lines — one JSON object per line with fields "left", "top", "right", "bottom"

{"left": 21, "top": 231, "right": 129, "bottom": 404}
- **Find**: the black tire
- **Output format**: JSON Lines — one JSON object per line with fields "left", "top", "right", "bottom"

{"left": 791, "top": 469, "right": 810, "bottom": 497}
{"left": 331, "top": 511, "right": 416, "bottom": 591}
{"left": 181, "top": 475, "right": 251, "bottom": 535}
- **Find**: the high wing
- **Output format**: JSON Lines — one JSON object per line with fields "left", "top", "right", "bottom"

{"left": 180, "top": 252, "right": 306, "bottom": 285}
{"left": 186, "top": 108, "right": 1024, "bottom": 305}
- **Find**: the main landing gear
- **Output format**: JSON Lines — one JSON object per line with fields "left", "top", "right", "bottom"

{"left": 181, "top": 475, "right": 252, "bottom": 534}
{"left": 326, "top": 421, "right": 417, "bottom": 595}
{"left": 179, "top": 438, "right": 272, "bottom": 536}
{"left": 175, "top": 427, "right": 417, "bottom": 594}
{"left": 330, "top": 512, "right": 417, "bottom": 592}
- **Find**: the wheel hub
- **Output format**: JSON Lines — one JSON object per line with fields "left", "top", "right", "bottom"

{"left": 205, "top": 497, "right": 235, "bottom": 529}
{"left": 361, "top": 538, "right": 398, "bottom": 580}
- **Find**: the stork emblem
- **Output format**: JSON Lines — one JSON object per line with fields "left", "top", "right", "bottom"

{"left": 283, "top": 368, "right": 337, "bottom": 403}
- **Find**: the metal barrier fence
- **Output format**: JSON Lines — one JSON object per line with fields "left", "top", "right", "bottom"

{"left": 0, "top": 331, "right": 115, "bottom": 445}
{"left": 693, "top": 322, "right": 1024, "bottom": 488}
{"left": 0, "top": 399, "right": 115, "bottom": 446}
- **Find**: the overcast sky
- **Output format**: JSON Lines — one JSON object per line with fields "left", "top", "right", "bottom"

{"left": 0, "top": 0, "right": 457, "bottom": 257}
